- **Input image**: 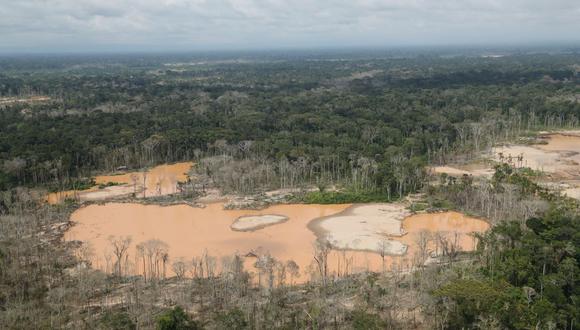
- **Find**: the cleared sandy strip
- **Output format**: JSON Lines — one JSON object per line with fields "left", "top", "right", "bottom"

{"left": 549, "top": 131, "right": 580, "bottom": 138}
{"left": 309, "top": 203, "right": 411, "bottom": 255}
{"left": 46, "top": 185, "right": 141, "bottom": 204}
{"left": 430, "top": 164, "right": 495, "bottom": 178}
{"left": 78, "top": 185, "right": 138, "bottom": 201}
{"left": 432, "top": 132, "right": 580, "bottom": 180}
{"left": 492, "top": 145, "right": 561, "bottom": 173}
{"left": 47, "top": 162, "right": 193, "bottom": 204}
{"left": 564, "top": 187, "right": 580, "bottom": 200}
{"left": 94, "top": 162, "right": 193, "bottom": 197}
{"left": 492, "top": 134, "right": 580, "bottom": 179}
{"left": 231, "top": 215, "right": 289, "bottom": 231}
{"left": 430, "top": 166, "right": 473, "bottom": 176}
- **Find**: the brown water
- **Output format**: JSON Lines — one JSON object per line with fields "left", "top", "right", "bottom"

{"left": 399, "top": 212, "right": 489, "bottom": 262}
{"left": 66, "top": 203, "right": 489, "bottom": 283}
{"left": 47, "top": 162, "right": 193, "bottom": 204}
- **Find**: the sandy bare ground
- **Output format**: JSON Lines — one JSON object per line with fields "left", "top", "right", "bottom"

{"left": 47, "top": 162, "right": 193, "bottom": 204}
{"left": 492, "top": 133, "right": 580, "bottom": 176}
{"left": 94, "top": 162, "right": 194, "bottom": 197}
{"left": 491, "top": 132, "right": 580, "bottom": 200}
{"left": 434, "top": 131, "right": 580, "bottom": 200}
{"left": 78, "top": 185, "right": 139, "bottom": 201}
{"left": 309, "top": 204, "right": 412, "bottom": 255}
{"left": 492, "top": 145, "right": 563, "bottom": 173}
{"left": 553, "top": 131, "right": 580, "bottom": 137}
{"left": 430, "top": 162, "right": 495, "bottom": 178}
{"left": 46, "top": 185, "right": 139, "bottom": 204}
{"left": 562, "top": 180, "right": 580, "bottom": 199}
{"left": 430, "top": 166, "right": 473, "bottom": 177}
{"left": 564, "top": 187, "right": 580, "bottom": 199}
{"left": 492, "top": 133, "right": 580, "bottom": 199}
{"left": 231, "top": 215, "right": 288, "bottom": 231}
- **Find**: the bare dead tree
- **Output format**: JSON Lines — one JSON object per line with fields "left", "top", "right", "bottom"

{"left": 286, "top": 260, "right": 300, "bottom": 286}
{"left": 140, "top": 239, "right": 169, "bottom": 281}
{"left": 109, "top": 235, "right": 132, "bottom": 277}
{"left": 377, "top": 239, "right": 390, "bottom": 273}
{"left": 436, "top": 232, "right": 461, "bottom": 265}
{"left": 136, "top": 243, "right": 147, "bottom": 281}
{"left": 130, "top": 173, "right": 139, "bottom": 196}
{"left": 415, "top": 230, "right": 432, "bottom": 268}
{"left": 275, "top": 261, "right": 287, "bottom": 287}
{"left": 254, "top": 253, "right": 276, "bottom": 291}
{"left": 142, "top": 171, "right": 148, "bottom": 198}
{"left": 161, "top": 252, "right": 169, "bottom": 279}
{"left": 313, "top": 240, "right": 331, "bottom": 286}
{"left": 172, "top": 258, "right": 189, "bottom": 280}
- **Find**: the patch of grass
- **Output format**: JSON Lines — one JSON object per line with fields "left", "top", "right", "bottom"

{"left": 48, "top": 178, "right": 96, "bottom": 192}
{"left": 298, "top": 191, "right": 392, "bottom": 204}
{"left": 516, "top": 167, "right": 544, "bottom": 177}
{"left": 428, "top": 198, "right": 454, "bottom": 210}
{"left": 409, "top": 202, "right": 429, "bottom": 212}
{"left": 98, "top": 181, "right": 122, "bottom": 189}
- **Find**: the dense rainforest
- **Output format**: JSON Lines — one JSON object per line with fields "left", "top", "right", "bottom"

{"left": 0, "top": 48, "right": 579, "bottom": 329}
{"left": 1, "top": 50, "right": 579, "bottom": 193}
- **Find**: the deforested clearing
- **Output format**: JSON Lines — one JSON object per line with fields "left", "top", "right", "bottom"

{"left": 46, "top": 162, "right": 193, "bottom": 204}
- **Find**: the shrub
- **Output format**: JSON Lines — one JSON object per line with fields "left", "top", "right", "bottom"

{"left": 156, "top": 306, "right": 198, "bottom": 330}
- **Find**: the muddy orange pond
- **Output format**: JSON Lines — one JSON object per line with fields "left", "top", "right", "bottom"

{"left": 67, "top": 202, "right": 489, "bottom": 283}
{"left": 47, "top": 162, "right": 193, "bottom": 204}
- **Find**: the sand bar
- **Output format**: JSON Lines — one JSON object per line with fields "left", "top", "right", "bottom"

{"left": 231, "top": 215, "right": 289, "bottom": 231}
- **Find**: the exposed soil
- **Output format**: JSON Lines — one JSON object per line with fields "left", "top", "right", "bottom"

{"left": 309, "top": 204, "right": 411, "bottom": 255}
{"left": 434, "top": 131, "right": 580, "bottom": 200}
{"left": 47, "top": 162, "right": 193, "bottom": 204}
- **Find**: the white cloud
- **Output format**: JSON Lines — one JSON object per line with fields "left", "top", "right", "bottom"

{"left": 0, "top": 0, "right": 579, "bottom": 52}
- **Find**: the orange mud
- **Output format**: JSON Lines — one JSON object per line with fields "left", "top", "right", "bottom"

{"left": 398, "top": 212, "right": 489, "bottom": 263}
{"left": 47, "top": 162, "right": 193, "bottom": 204}
{"left": 66, "top": 203, "right": 489, "bottom": 283}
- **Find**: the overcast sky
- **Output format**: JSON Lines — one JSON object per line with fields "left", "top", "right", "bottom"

{"left": 1, "top": 0, "right": 579, "bottom": 53}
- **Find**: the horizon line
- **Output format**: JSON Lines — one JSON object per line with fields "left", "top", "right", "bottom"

{"left": 1, "top": 41, "right": 580, "bottom": 57}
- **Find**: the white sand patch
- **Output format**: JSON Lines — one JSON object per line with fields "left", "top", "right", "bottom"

{"left": 431, "top": 166, "right": 472, "bottom": 176}
{"left": 78, "top": 185, "right": 138, "bottom": 201}
{"left": 492, "top": 145, "right": 561, "bottom": 173}
{"left": 430, "top": 165, "right": 494, "bottom": 178}
{"left": 231, "top": 214, "right": 288, "bottom": 231}
{"left": 311, "top": 204, "right": 412, "bottom": 255}
{"left": 492, "top": 133, "right": 580, "bottom": 180}
{"left": 553, "top": 131, "right": 580, "bottom": 137}
{"left": 563, "top": 185, "right": 580, "bottom": 200}
{"left": 47, "top": 185, "right": 140, "bottom": 204}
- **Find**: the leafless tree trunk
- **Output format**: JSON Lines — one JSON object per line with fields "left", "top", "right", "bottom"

{"left": 109, "top": 235, "right": 132, "bottom": 277}
{"left": 313, "top": 241, "right": 331, "bottom": 286}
